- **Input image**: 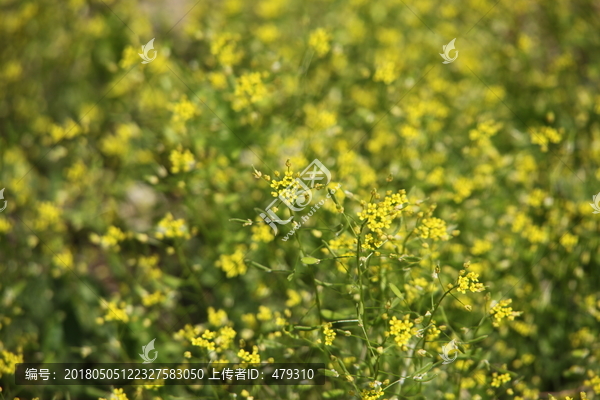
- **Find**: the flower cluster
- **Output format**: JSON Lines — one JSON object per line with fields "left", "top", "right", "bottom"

{"left": 323, "top": 322, "right": 336, "bottom": 346}
{"left": 361, "top": 381, "right": 384, "bottom": 400}
{"left": 99, "top": 388, "right": 128, "bottom": 400}
{"left": 169, "top": 147, "right": 196, "bottom": 173}
{"left": 457, "top": 270, "right": 485, "bottom": 294}
{"left": 529, "top": 126, "right": 563, "bottom": 152}
{"left": 0, "top": 350, "right": 23, "bottom": 377}
{"left": 238, "top": 346, "right": 260, "bottom": 364}
{"left": 490, "top": 372, "right": 511, "bottom": 387}
{"left": 387, "top": 315, "right": 414, "bottom": 350}
{"left": 490, "top": 299, "right": 522, "bottom": 327}
{"left": 155, "top": 213, "right": 191, "bottom": 240}
{"left": 417, "top": 217, "right": 450, "bottom": 241}
{"left": 232, "top": 72, "right": 268, "bottom": 111}
{"left": 308, "top": 28, "right": 331, "bottom": 57}
{"left": 215, "top": 245, "right": 248, "bottom": 278}
{"left": 98, "top": 301, "right": 130, "bottom": 324}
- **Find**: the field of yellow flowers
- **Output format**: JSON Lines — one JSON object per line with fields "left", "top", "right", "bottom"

{"left": 1, "top": 0, "right": 600, "bottom": 399}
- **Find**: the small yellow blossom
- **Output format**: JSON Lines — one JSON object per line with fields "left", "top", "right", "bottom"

{"left": 256, "top": 305, "right": 272, "bottom": 321}
{"left": 208, "top": 307, "right": 228, "bottom": 327}
{"left": 170, "top": 96, "right": 197, "bottom": 123}
{"left": 169, "top": 146, "right": 196, "bottom": 174}
{"left": 490, "top": 299, "right": 522, "bottom": 327}
{"left": 155, "top": 213, "right": 191, "bottom": 240}
{"left": 387, "top": 315, "right": 413, "bottom": 350}
{"left": 215, "top": 245, "right": 248, "bottom": 278}
{"left": 99, "top": 388, "right": 129, "bottom": 400}
{"left": 323, "top": 322, "right": 336, "bottom": 346}
{"left": 285, "top": 289, "right": 302, "bottom": 307}
{"left": 232, "top": 72, "right": 268, "bottom": 111}
{"left": 457, "top": 271, "right": 485, "bottom": 294}
{"left": 101, "top": 300, "right": 130, "bottom": 323}
{"left": 0, "top": 350, "right": 24, "bottom": 377}
{"left": 238, "top": 346, "right": 260, "bottom": 364}
{"left": 141, "top": 291, "right": 166, "bottom": 307}
{"left": 361, "top": 381, "right": 384, "bottom": 400}
{"left": 490, "top": 372, "right": 511, "bottom": 387}
{"left": 309, "top": 28, "right": 331, "bottom": 57}
{"left": 418, "top": 217, "right": 450, "bottom": 241}
{"left": 529, "top": 126, "right": 562, "bottom": 152}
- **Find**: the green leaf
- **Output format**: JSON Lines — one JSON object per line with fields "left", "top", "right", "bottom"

{"left": 287, "top": 272, "right": 295, "bottom": 281}
{"left": 463, "top": 335, "right": 488, "bottom": 344}
{"left": 323, "top": 389, "right": 345, "bottom": 398}
{"left": 389, "top": 283, "right": 404, "bottom": 299}
{"left": 301, "top": 256, "right": 321, "bottom": 265}
{"left": 321, "top": 309, "right": 354, "bottom": 320}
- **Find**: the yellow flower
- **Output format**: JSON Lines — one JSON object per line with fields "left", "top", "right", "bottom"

{"left": 208, "top": 307, "right": 228, "bottom": 327}
{"left": 490, "top": 299, "right": 522, "bottom": 327}
{"left": 238, "top": 346, "right": 260, "bottom": 364}
{"left": 35, "top": 201, "right": 62, "bottom": 231}
{"left": 155, "top": 213, "right": 191, "bottom": 240}
{"left": 418, "top": 217, "right": 450, "bottom": 241}
{"left": 323, "top": 322, "right": 336, "bottom": 346}
{"left": 251, "top": 223, "right": 274, "bottom": 243}
{"left": 584, "top": 371, "right": 600, "bottom": 394}
{"left": 211, "top": 32, "right": 243, "bottom": 66}
{"left": 255, "top": 24, "right": 279, "bottom": 43}
{"left": 559, "top": 232, "right": 578, "bottom": 252}
{"left": 529, "top": 126, "right": 562, "bottom": 152}
{"left": 119, "top": 45, "right": 140, "bottom": 68}
{"left": 471, "top": 239, "right": 492, "bottom": 255}
{"left": 285, "top": 289, "right": 302, "bottom": 307}
{"left": 361, "top": 381, "right": 384, "bottom": 400}
{"left": 373, "top": 59, "right": 397, "bottom": 85}
{"left": 215, "top": 245, "right": 248, "bottom": 278}
{"left": 358, "top": 190, "right": 408, "bottom": 236}
{"left": 304, "top": 104, "right": 337, "bottom": 131}
{"left": 232, "top": 72, "right": 268, "bottom": 111}
{"left": 256, "top": 305, "right": 272, "bottom": 321}
{"left": 490, "top": 372, "right": 511, "bottom": 387}
{"left": 169, "top": 146, "right": 196, "bottom": 173}
{"left": 91, "top": 226, "right": 126, "bottom": 250}
{"left": 101, "top": 300, "right": 130, "bottom": 323}
{"left": 387, "top": 315, "right": 413, "bottom": 350}
{"left": 101, "top": 388, "right": 128, "bottom": 400}
{"left": 457, "top": 271, "right": 485, "bottom": 294}
{"left": 0, "top": 350, "right": 24, "bottom": 377}
{"left": 170, "top": 96, "right": 197, "bottom": 123}
{"left": 309, "top": 28, "right": 331, "bottom": 57}
{"left": 141, "top": 291, "right": 166, "bottom": 307}
{"left": 208, "top": 72, "right": 228, "bottom": 89}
